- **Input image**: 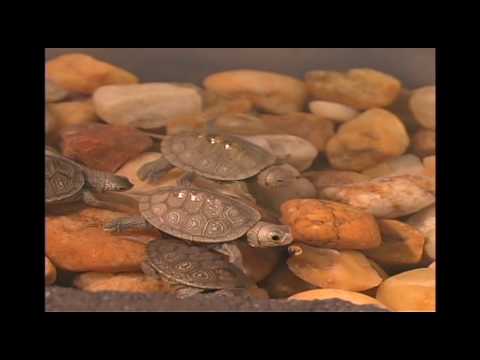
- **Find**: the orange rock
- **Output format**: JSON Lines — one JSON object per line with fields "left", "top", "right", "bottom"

{"left": 326, "top": 109, "right": 410, "bottom": 171}
{"left": 260, "top": 113, "right": 335, "bottom": 152}
{"left": 204, "top": 70, "right": 307, "bottom": 114}
{"left": 289, "top": 289, "right": 388, "bottom": 309}
{"left": 60, "top": 123, "right": 153, "bottom": 172}
{"left": 260, "top": 263, "right": 314, "bottom": 299}
{"left": 237, "top": 242, "right": 284, "bottom": 283}
{"left": 74, "top": 272, "right": 171, "bottom": 293}
{"left": 412, "top": 129, "right": 435, "bottom": 157}
{"left": 46, "top": 208, "right": 152, "bottom": 272}
{"left": 365, "top": 220, "right": 425, "bottom": 265}
{"left": 303, "top": 170, "right": 369, "bottom": 194}
{"left": 287, "top": 244, "right": 384, "bottom": 291}
{"left": 46, "top": 53, "right": 138, "bottom": 94}
{"left": 376, "top": 268, "right": 436, "bottom": 312}
{"left": 305, "top": 69, "right": 402, "bottom": 110}
{"left": 48, "top": 99, "right": 98, "bottom": 130}
{"left": 281, "top": 199, "right": 381, "bottom": 250}
{"left": 45, "top": 257, "right": 57, "bottom": 285}
{"left": 423, "top": 156, "right": 435, "bottom": 177}
{"left": 409, "top": 86, "right": 436, "bottom": 130}
{"left": 429, "top": 262, "right": 435, "bottom": 270}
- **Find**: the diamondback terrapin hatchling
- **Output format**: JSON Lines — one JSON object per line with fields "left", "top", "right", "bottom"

{"left": 142, "top": 237, "right": 257, "bottom": 299}
{"left": 103, "top": 174, "right": 293, "bottom": 273}
{"left": 46, "top": 148, "right": 133, "bottom": 211}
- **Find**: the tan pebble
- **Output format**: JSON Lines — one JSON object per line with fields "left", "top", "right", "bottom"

{"left": 46, "top": 79, "right": 70, "bottom": 103}
{"left": 376, "top": 268, "right": 435, "bottom": 312}
{"left": 287, "top": 244, "right": 383, "bottom": 291}
{"left": 305, "top": 68, "right": 402, "bottom": 109}
{"left": 412, "top": 129, "right": 435, "bottom": 157}
{"left": 45, "top": 257, "right": 57, "bottom": 285}
{"left": 260, "top": 263, "right": 314, "bottom": 299}
{"left": 326, "top": 109, "right": 410, "bottom": 171}
{"left": 204, "top": 70, "right": 307, "bottom": 114}
{"left": 289, "top": 288, "right": 388, "bottom": 308}
{"left": 365, "top": 220, "right": 425, "bottom": 265}
{"left": 93, "top": 83, "right": 203, "bottom": 129}
{"left": 362, "top": 154, "right": 425, "bottom": 179}
{"left": 409, "top": 86, "right": 436, "bottom": 130}
{"left": 281, "top": 199, "right": 381, "bottom": 250}
{"left": 46, "top": 208, "right": 151, "bottom": 272}
{"left": 407, "top": 205, "right": 435, "bottom": 260}
{"left": 48, "top": 99, "right": 98, "bottom": 130}
{"left": 303, "top": 170, "right": 370, "bottom": 194}
{"left": 423, "top": 156, "right": 435, "bottom": 177}
{"left": 260, "top": 113, "right": 335, "bottom": 152}
{"left": 46, "top": 53, "right": 138, "bottom": 94}
{"left": 321, "top": 175, "right": 435, "bottom": 218}
{"left": 309, "top": 101, "right": 359, "bottom": 123}
{"left": 237, "top": 242, "right": 283, "bottom": 283}
{"left": 74, "top": 272, "right": 171, "bottom": 293}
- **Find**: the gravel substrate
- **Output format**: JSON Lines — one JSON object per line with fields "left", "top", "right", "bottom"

{"left": 45, "top": 286, "right": 390, "bottom": 312}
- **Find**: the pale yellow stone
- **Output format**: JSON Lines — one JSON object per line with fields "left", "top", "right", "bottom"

{"left": 309, "top": 101, "right": 359, "bottom": 123}
{"left": 74, "top": 272, "right": 171, "bottom": 293}
{"left": 410, "top": 86, "right": 436, "bottom": 130}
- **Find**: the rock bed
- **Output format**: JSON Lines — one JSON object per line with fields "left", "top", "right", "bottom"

{"left": 45, "top": 53, "right": 436, "bottom": 312}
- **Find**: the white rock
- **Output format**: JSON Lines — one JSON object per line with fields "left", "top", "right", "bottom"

{"left": 362, "top": 154, "right": 425, "bottom": 178}
{"left": 240, "top": 134, "right": 318, "bottom": 171}
{"left": 309, "top": 101, "right": 359, "bottom": 123}
{"left": 93, "top": 83, "right": 203, "bottom": 129}
{"left": 409, "top": 86, "right": 435, "bottom": 130}
{"left": 407, "top": 205, "right": 436, "bottom": 260}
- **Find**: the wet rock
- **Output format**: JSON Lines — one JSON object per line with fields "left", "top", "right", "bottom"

{"left": 60, "top": 123, "right": 153, "bottom": 172}
{"left": 287, "top": 244, "right": 384, "bottom": 291}
{"left": 236, "top": 242, "right": 284, "bottom": 283}
{"left": 376, "top": 268, "right": 435, "bottom": 312}
{"left": 362, "top": 154, "right": 425, "bottom": 178}
{"left": 303, "top": 170, "right": 370, "bottom": 194}
{"left": 412, "top": 129, "right": 436, "bottom": 157}
{"left": 46, "top": 53, "right": 138, "bottom": 94}
{"left": 410, "top": 86, "right": 435, "bottom": 130}
{"left": 326, "top": 109, "right": 410, "bottom": 171}
{"left": 320, "top": 175, "right": 435, "bottom": 218}
{"left": 305, "top": 69, "right": 402, "bottom": 109}
{"left": 93, "top": 83, "right": 203, "bottom": 129}
{"left": 406, "top": 205, "right": 436, "bottom": 260}
{"left": 289, "top": 289, "right": 388, "bottom": 309}
{"left": 48, "top": 99, "right": 98, "bottom": 130}
{"left": 260, "top": 263, "right": 314, "bottom": 299}
{"left": 309, "top": 101, "right": 359, "bottom": 123}
{"left": 46, "top": 257, "right": 57, "bottom": 285}
{"left": 281, "top": 199, "right": 381, "bottom": 250}
{"left": 204, "top": 70, "right": 307, "bottom": 114}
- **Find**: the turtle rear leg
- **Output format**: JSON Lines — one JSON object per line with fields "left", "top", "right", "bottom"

{"left": 103, "top": 215, "right": 156, "bottom": 233}
{"left": 137, "top": 158, "right": 174, "bottom": 183}
{"left": 208, "top": 243, "right": 248, "bottom": 276}
{"left": 82, "top": 190, "right": 134, "bottom": 213}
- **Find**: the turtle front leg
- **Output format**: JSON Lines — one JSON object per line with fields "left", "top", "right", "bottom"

{"left": 103, "top": 215, "right": 156, "bottom": 233}
{"left": 137, "top": 158, "right": 174, "bottom": 183}
{"left": 208, "top": 243, "right": 248, "bottom": 276}
{"left": 173, "top": 285, "right": 206, "bottom": 299}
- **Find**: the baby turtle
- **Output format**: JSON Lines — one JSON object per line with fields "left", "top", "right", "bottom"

{"left": 142, "top": 237, "right": 256, "bottom": 299}
{"left": 136, "top": 131, "right": 277, "bottom": 182}
{"left": 46, "top": 150, "right": 133, "bottom": 210}
{"left": 104, "top": 182, "right": 293, "bottom": 272}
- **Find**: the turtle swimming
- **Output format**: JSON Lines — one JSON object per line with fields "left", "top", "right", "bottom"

{"left": 46, "top": 148, "right": 133, "bottom": 211}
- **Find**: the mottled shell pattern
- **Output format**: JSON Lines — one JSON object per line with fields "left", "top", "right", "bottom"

{"left": 146, "top": 237, "right": 253, "bottom": 289}
{"left": 139, "top": 187, "right": 262, "bottom": 243}
{"left": 162, "top": 132, "right": 276, "bottom": 180}
{"left": 46, "top": 154, "right": 84, "bottom": 202}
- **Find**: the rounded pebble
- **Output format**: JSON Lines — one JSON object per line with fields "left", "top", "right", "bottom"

{"left": 412, "top": 129, "right": 436, "bottom": 157}
{"left": 362, "top": 154, "right": 425, "bottom": 179}
{"left": 46, "top": 257, "right": 57, "bottom": 285}
{"left": 409, "top": 86, "right": 435, "bottom": 130}
{"left": 309, "top": 101, "right": 359, "bottom": 123}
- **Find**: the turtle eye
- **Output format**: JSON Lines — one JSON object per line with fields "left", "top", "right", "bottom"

{"left": 271, "top": 233, "right": 281, "bottom": 241}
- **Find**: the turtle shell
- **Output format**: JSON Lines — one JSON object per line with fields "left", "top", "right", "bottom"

{"left": 146, "top": 237, "right": 253, "bottom": 289}
{"left": 161, "top": 132, "right": 276, "bottom": 180}
{"left": 46, "top": 154, "right": 84, "bottom": 203}
{"left": 139, "top": 187, "right": 262, "bottom": 243}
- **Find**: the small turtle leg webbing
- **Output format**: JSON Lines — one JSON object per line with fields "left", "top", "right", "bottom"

{"left": 136, "top": 158, "right": 174, "bottom": 183}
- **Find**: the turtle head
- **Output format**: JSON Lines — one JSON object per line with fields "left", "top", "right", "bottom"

{"left": 257, "top": 164, "right": 300, "bottom": 188}
{"left": 104, "top": 175, "right": 134, "bottom": 192}
{"left": 85, "top": 169, "right": 134, "bottom": 193}
{"left": 246, "top": 221, "right": 293, "bottom": 248}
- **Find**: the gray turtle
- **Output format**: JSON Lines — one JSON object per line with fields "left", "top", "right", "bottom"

{"left": 142, "top": 237, "right": 257, "bottom": 298}
{"left": 46, "top": 149, "right": 133, "bottom": 211}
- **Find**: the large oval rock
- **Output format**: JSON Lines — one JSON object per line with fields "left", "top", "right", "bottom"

{"left": 305, "top": 68, "right": 402, "bottom": 109}
{"left": 410, "top": 86, "right": 436, "bottom": 130}
{"left": 281, "top": 199, "right": 381, "bottom": 250}
{"left": 48, "top": 99, "right": 99, "bottom": 130}
{"left": 321, "top": 175, "right": 435, "bottom": 218}
{"left": 326, "top": 109, "right": 410, "bottom": 171}
{"left": 93, "top": 83, "right": 203, "bottom": 129}
{"left": 303, "top": 170, "right": 370, "bottom": 195}
{"left": 204, "top": 70, "right": 307, "bottom": 114}
{"left": 406, "top": 205, "right": 436, "bottom": 260}
{"left": 46, "top": 208, "right": 153, "bottom": 272}
{"left": 45, "top": 257, "right": 57, "bottom": 285}
{"left": 46, "top": 53, "right": 138, "bottom": 94}
{"left": 361, "top": 154, "right": 425, "bottom": 179}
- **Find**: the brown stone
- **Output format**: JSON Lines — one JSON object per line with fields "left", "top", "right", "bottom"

{"left": 305, "top": 69, "right": 402, "bottom": 109}
{"left": 46, "top": 257, "right": 57, "bottom": 285}
{"left": 59, "top": 123, "right": 153, "bottom": 172}
{"left": 46, "top": 53, "right": 138, "bottom": 94}
{"left": 260, "top": 263, "right": 315, "bottom": 299}
{"left": 412, "top": 129, "right": 436, "bottom": 157}
{"left": 46, "top": 208, "right": 152, "bottom": 272}
{"left": 365, "top": 220, "right": 425, "bottom": 265}
{"left": 326, "top": 109, "right": 410, "bottom": 171}
{"left": 280, "top": 199, "right": 381, "bottom": 250}
{"left": 48, "top": 100, "right": 98, "bottom": 130}
{"left": 237, "top": 242, "right": 284, "bottom": 283}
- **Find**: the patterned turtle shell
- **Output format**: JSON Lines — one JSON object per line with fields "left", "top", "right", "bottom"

{"left": 46, "top": 154, "right": 84, "bottom": 203}
{"left": 146, "top": 237, "right": 253, "bottom": 289}
{"left": 161, "top": 132, "right": 276, "bottom": 181}
{"left": 139, "top": 187, "right": 262, "bottom": 243}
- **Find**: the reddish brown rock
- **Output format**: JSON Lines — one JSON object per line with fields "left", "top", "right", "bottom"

{"left": 237, "top": 242, "right": 284, "bottom": 283}
{"left": 261, "top": 263, "right": 315, "bottom": 299}
{"left": 59, "top": 124, "right": 153, "bottom": 172}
